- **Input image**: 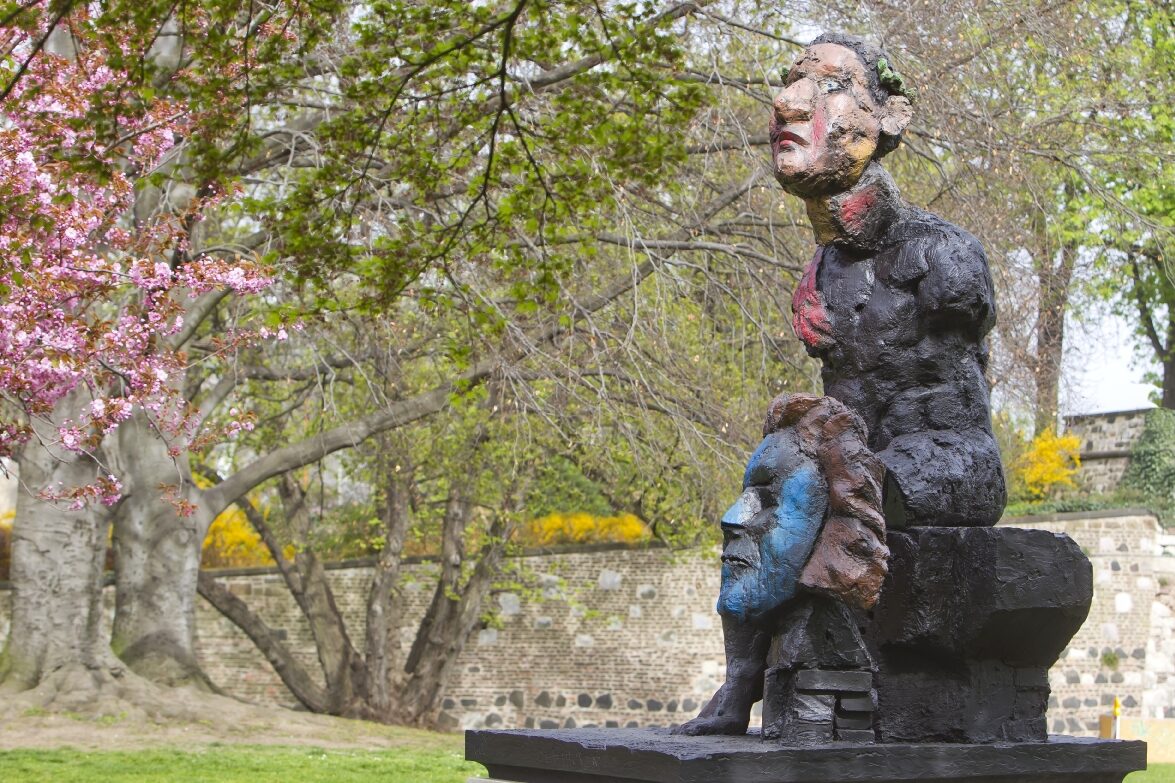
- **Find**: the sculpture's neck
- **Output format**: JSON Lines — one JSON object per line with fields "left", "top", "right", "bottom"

{"left": 803, "top": 162, "right": 903, "bottom": 252}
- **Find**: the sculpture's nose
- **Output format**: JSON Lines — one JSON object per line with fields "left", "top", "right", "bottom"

{"left": 721, "top": 500, "right": 744, "bottom": 531}
{"left": 721, "top": 489, "right": 761, "bottom": 531}
{"left": 773, "top": 79, "right": 814, "bottom": 125}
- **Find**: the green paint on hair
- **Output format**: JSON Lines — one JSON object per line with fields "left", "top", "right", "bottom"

{"left": 877, "top": 57, "right": 917, "bottom": 102}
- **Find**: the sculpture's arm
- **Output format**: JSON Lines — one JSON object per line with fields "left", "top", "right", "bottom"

{"left": 917, "top": 231, "right": 997, "bottom": 334}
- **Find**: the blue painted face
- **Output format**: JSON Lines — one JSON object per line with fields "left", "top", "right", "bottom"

{"left": 716, "top": 428, "right": 828, "bottom": 624}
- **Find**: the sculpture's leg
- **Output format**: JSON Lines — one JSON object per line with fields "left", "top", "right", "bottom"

{"left": 878, "top": 428, "right": 1006, "bottom": 528}
{"left": 762, "top": 595, "right": 876, "bottom": 744}
{"left": 671, "top": 615, "right": 770, "bottom": 736}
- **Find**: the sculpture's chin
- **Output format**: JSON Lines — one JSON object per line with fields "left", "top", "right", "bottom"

{"left": 718, "top": 577, "right": 783, "bottom": 626}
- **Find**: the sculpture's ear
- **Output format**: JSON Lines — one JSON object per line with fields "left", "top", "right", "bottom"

{"left": 879, "top": 95, "right": 913, "bottom": 137}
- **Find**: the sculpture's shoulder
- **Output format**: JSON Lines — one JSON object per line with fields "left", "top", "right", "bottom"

{"left": 882, "top": 208, "right": 994, "bottom": 330}
{"left": 882, "top": 207, "right": 986, "bottom": 272}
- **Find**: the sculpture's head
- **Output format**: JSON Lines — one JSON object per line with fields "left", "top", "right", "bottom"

{"left": 771, "top": 34, "right": 915, "bottom": 198}
{"left": 717, "top": 394, "right": 889, "bottom": 625}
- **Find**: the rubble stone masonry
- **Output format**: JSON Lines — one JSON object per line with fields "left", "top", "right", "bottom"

{"left": 1065, "top": 409, "right": 1150, "bottom": 495}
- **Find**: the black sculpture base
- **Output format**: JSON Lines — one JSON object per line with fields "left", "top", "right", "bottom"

{"left": 466, "top": 728, "right": 1146, "bottom": 783}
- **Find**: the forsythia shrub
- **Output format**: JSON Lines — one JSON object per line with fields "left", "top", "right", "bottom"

{"left": 201, "top": 507, "right": 276, "bottom": 569}
{"left": 522, "top": 512, "right": 650, "bottom": 546}
{"left": 1016, "top": 428, "right": 1082, "bottom": 499}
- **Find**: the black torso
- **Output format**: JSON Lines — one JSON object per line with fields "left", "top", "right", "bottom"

{"left": 796, "top": 207, "right": 997, "bottom": 452}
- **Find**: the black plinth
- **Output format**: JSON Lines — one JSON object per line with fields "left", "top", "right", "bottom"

{"left": 465, "top": 728, "right": 1146, "bottom": 783}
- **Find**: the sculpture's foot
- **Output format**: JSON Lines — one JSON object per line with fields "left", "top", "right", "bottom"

{"left": 670, "top": 714, "right": 749, "bottom": 736}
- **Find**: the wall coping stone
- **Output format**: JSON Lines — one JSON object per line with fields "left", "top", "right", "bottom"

{"left": 1000, "top": 508, "right": 1162, "bottom": 526}
{"left": 1066, "top": 408, "right": 1153, "bottom": 422}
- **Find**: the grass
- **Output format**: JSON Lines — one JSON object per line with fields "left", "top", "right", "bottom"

{"left": 1132, "top": 767, "right": 1175, "bottom": 783}
{"left": 0, "top": 743, "right": 488, "bottom": 783}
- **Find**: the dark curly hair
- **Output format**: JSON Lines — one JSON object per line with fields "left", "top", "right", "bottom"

{"left": 807, "top": 32, "right": 915, "bottom": 159}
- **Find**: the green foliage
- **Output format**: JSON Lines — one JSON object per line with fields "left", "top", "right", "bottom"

{"left": 523, "top": 458, "right": 614, "bottom": 520}
{"left": 256, "top": 1, "right": 706, "bottom": 314}
{"left": 1101, "top": 651, "right": 1121, "bottom": 670}
{"left": 1122, "top": 408, "right": 1175, "bottom": 521}
{"left": 1003, "top": 490, "right": 1150, "bottom": 520}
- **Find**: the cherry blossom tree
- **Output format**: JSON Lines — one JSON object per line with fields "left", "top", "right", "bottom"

{"left": 0, "top": 4, "right": 280, "bottom": 708}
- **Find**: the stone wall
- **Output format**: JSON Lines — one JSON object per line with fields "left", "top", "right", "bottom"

{"left": 192, "top": 546, "right": 729, "bottom": 730}
{"left": 1021, "top": 511, "right": 1164, "bottom": 734}
{"left": 0, "top": 511, "right": 1170, "bottom": 737}
{"left": 1065, "top": 409, "right": 1151, "bottom": 494}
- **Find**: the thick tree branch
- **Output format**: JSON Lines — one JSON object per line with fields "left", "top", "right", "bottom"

{"left": 686, "top": 133, "right": 770, "bottom": 155}
{"left": 196, "top": 571, "right": 329, "bottom": 712}
{"left": 169, "top": 289, "right": 232, "bottom": 351}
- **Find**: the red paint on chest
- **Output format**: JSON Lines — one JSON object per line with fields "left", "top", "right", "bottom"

{"left": 839, "top": 188, "right": 876, "bottom": 231}
{"left": 792, "top": 250, "right": 834, "bottom": 351}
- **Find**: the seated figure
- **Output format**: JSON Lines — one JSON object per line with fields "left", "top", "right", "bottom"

{"left": 776, "top": 33, "right": 1006, "bottom": 526}
{"left": 675, "top": 393, "right": 888, "bottom": 739}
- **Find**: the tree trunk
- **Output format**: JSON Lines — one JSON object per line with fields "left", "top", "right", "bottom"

{"left": 277, "top": 474, "right": 369, "bottom": 714}
{"left": 0, "top": 390, "right": 126, "bottom": 702}
{"left": 397, "top": 518, "right": 508, "bottom": 724}
{"left": 1163, "top": 309, "right": 1175, "bottom": 410}
{"left": 1033, "top": 242, "right": 1075, "bottom": 435}
{"left": 109, "top": 412, "right": 214, "bottom": 688}
{"left": 1164, "top": 357, "right": 1175, "bottom": 410}
{"left": 363, "top": 459, "right": 414, "bottom": 716}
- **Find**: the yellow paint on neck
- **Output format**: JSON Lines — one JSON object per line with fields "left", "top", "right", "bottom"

{"left": 807, "top": 202, "right": 839, "bottom": 245}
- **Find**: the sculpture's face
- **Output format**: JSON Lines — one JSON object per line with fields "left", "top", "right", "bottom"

{"left": 771, "top": 44, "right": 891, "bottom": 198}
{"left": 717, "top": 428, "right": 828, "bottom": 624}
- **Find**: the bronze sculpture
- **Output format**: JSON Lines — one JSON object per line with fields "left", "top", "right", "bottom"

{"left": 466, "top": 32, "right": 1141, "bottom": 783}
{"left": 677, "top": 33, "right": 1078, "bottom": 747}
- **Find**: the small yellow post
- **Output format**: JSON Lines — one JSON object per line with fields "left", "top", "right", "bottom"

{"left": 1112, "top": 695, "right": 1121, "bottom": 739}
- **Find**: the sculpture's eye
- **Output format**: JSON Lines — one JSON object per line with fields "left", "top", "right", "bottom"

{"left": 820, "top": 78, "right": 846, "bottom": 93}
{"left": 755, "top": 486, "right": 777, "bottom": 508}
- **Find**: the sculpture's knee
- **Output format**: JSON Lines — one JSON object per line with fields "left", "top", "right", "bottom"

{"left": 878, "top": 429, "right": 1006, "bottom": 527}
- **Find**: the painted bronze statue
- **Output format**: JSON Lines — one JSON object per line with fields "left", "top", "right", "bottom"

{"left": 677, "top": 34, "right": 1019, "bottom": 745}
{"left": 674, "top": 393, "right": 887, "bottom": 741}
{"left": 468, "top": 32, "right": 1129, "bottom": 780}
{"left": 777, "top": 33, "right": 1006, "bottom": 528}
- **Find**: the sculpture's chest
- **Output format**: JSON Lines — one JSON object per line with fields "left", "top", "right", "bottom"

{"left": 823, "top": 245, "right": 918, "bottom": 339}
{"left": 818, "top": 249, "right": 878, "bottom": 324}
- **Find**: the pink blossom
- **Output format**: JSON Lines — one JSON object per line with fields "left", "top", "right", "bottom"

{"left": 0, "top": 7, "right": 278, "bottom": 507}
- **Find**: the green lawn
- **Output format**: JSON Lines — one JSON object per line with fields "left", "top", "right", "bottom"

{"left": 0, "top": 744, "right": 488, "bottom": 783}
{"left": 0, "top": 745, "right": 1168, "bottom": 782}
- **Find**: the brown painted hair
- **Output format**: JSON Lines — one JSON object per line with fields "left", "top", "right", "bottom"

{"left": 763, "top": 392, "right": 889, "bottom": 610}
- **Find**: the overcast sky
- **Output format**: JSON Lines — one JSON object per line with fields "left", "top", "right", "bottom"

{"left": 1062, "top": 305, "right": 1159, "bottom": 416}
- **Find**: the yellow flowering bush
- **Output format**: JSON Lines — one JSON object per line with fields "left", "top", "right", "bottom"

{"left": 521, "top": 512, "right": 650, "bottom": 547}
{"left": 201, "top": 505, "right": 277, "bottom": 569}
{"left": 1015, "top": 428, "right": 1082, "bottom": 499}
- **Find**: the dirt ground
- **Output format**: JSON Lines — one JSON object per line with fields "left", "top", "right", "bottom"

{"left": 0, "top": 702, "right": 459, "bottom": 752}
